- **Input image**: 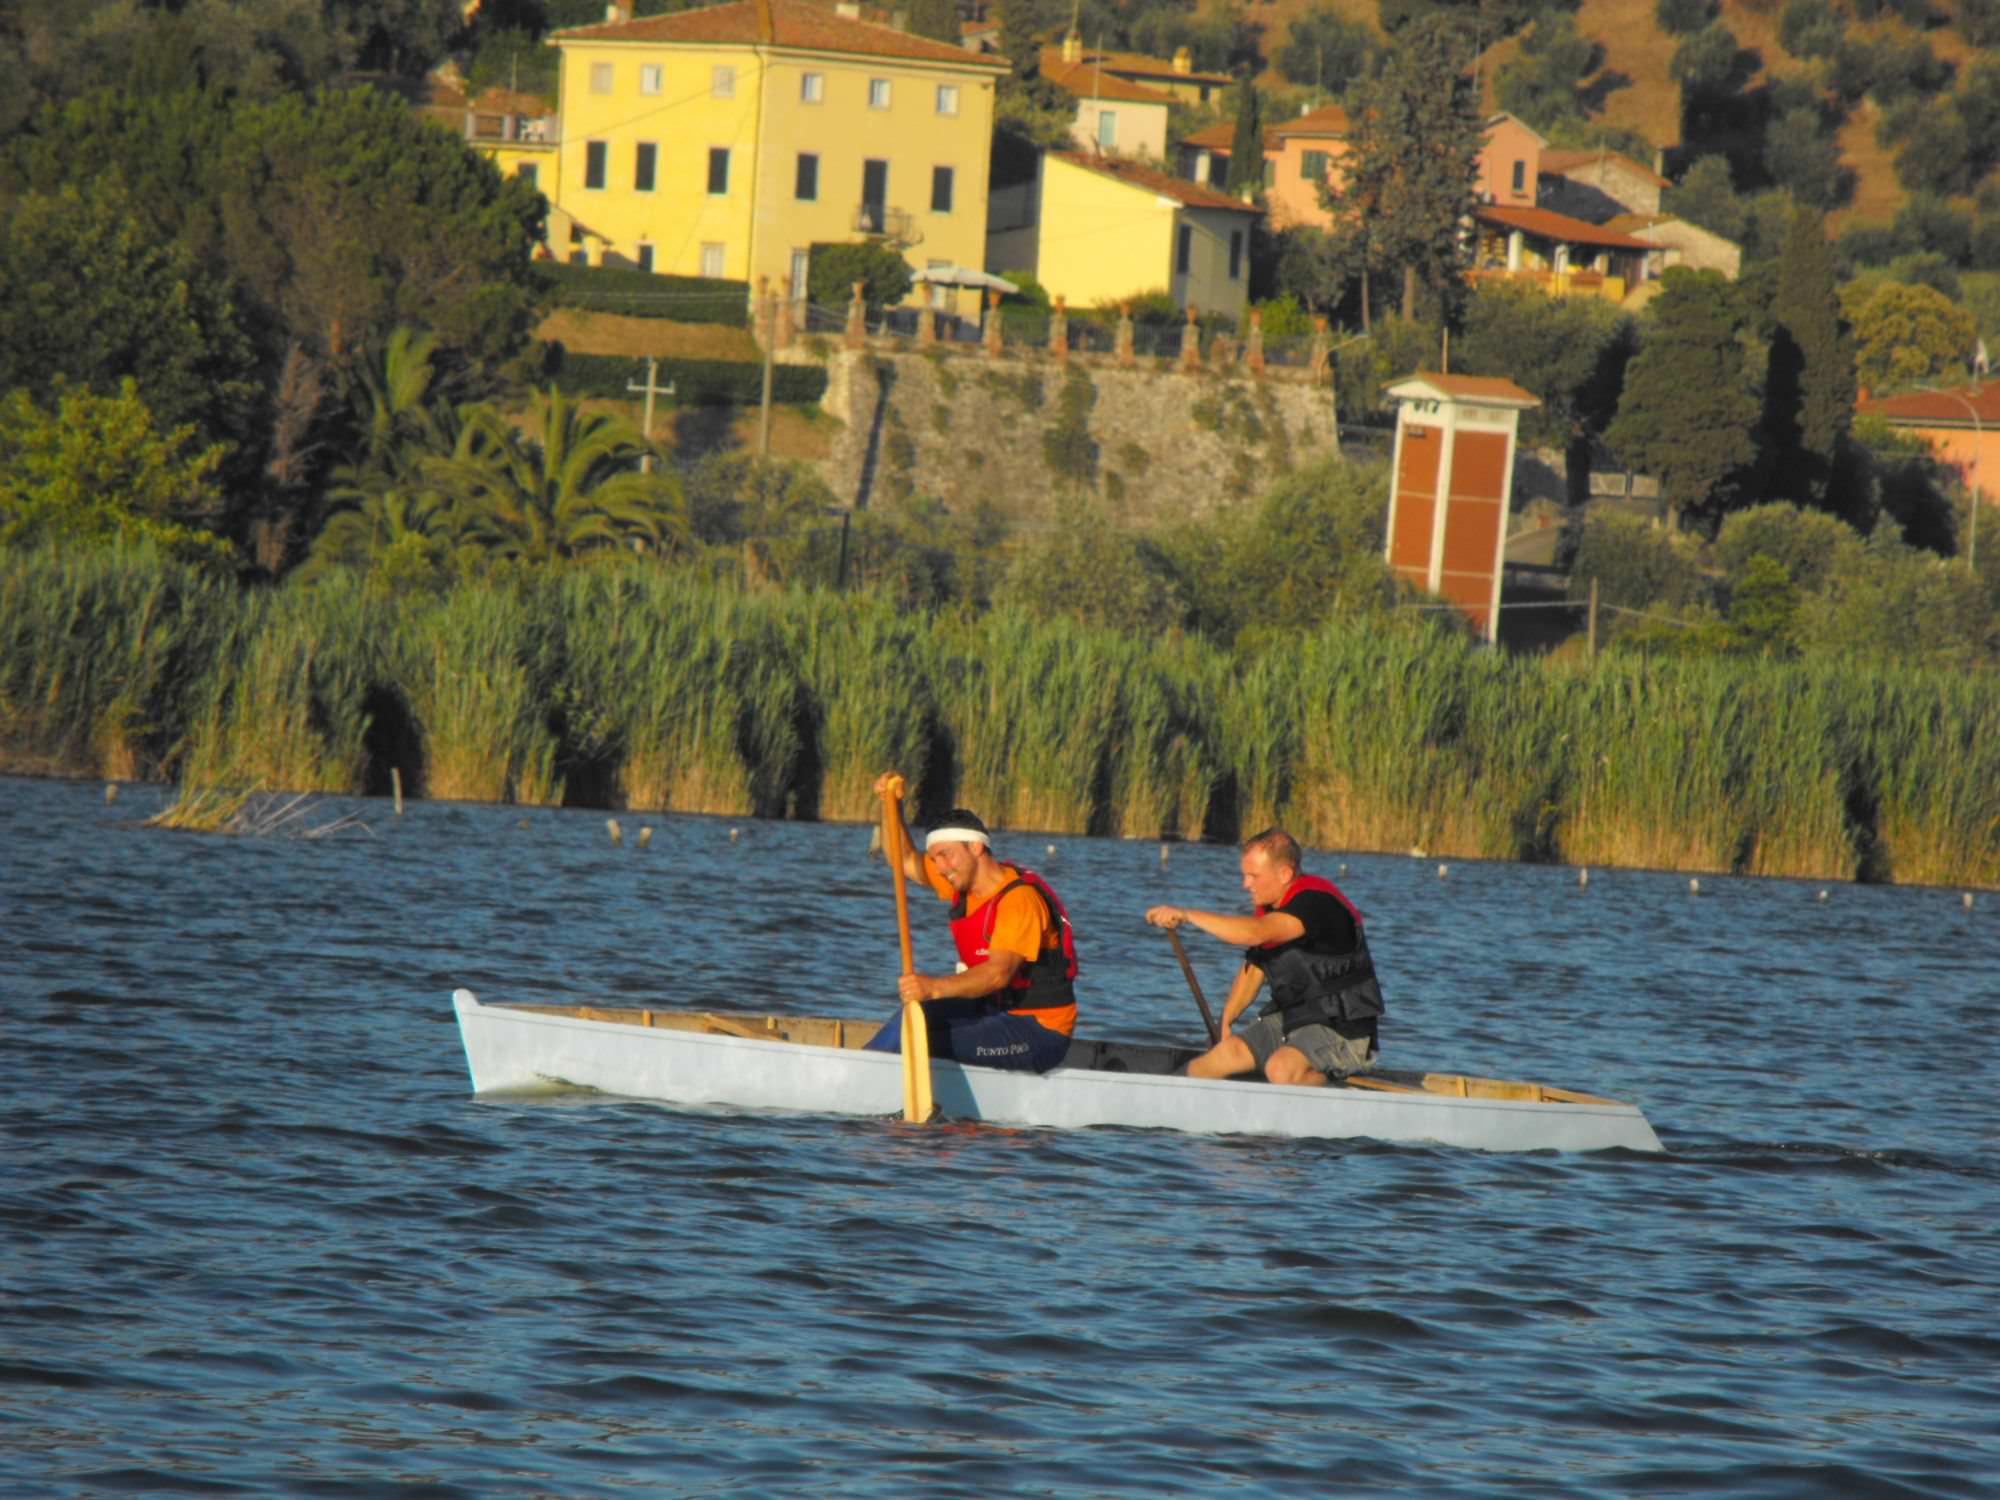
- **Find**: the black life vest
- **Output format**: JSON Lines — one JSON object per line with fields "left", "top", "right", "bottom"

{"left": 948, "top": 868, "right": 1078, "bottom": 1012}
{"left": 1251, "top": 873, "right": 1385, "bottom": 1032}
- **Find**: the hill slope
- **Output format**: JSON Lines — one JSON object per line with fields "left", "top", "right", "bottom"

{"left": 1245, "top": 0, "right": 1989, "bottom": 228}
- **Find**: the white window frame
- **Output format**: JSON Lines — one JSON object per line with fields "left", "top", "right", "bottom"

{"left": 801, "top": 72, "right": 824, "bottom": 104}
{"left": 936, "top": 84, "right": 959, "bottom": 116}
{"left": 712, "top": 65, "right": 736, "bottom": 98}
{"left": 868, "top": 78, "right": 891, "bottom": 110}
{"left": 590, "top": 62, "right": 613, "bottom": 95}
{"left": 1097, "top": 110, "right": 1117, "bottom": 150}
{"left": 790, "top": 249, "right": 809, "bottom": 301}
{"left": 701, "top": 242, "right": 726, "bottom": 279}
{"left": 639, "top": 64, "right": 663, "bottom": 96}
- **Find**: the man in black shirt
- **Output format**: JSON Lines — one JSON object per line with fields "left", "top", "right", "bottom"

{"left": 1144, "top": 829, "right": 1384, "bottom": 1086}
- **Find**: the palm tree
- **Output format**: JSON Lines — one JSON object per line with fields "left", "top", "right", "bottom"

{"left": 423, "top": 386, "right": 688, "bottom": 562}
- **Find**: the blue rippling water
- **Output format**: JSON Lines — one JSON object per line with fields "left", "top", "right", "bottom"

{"left": 3, "top": 774, "right": 1997, "bottom": 1497}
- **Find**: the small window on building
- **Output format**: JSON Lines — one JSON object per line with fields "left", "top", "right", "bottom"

{"left": 713, "top": 66, "right": 736, "bottom": 98}
{"left": 637, "top": 244, "right": 654, "bottom": 273}
{"left": 517, "top": 163, "right": 538, "bottom": 190}
{"left": 1098, "top": 111, "right": 1117, "bottom": 149}
{"left": 868, "top": 78, "right": 891, "bottom": 109}
{"left": 796, "top": 152, "right": 819, "bottom": 201}
{"left": 585, "top": 140, "right": 607, "bottom": 190}
{"left": 591, "top": 62, "right": 613, "bottom": 94}
{"left": 634, "top": 142, "right": 657, "bottom": 192}
{"left": 701, "top": 242, "right": 726, "bottom": 279}
{"left": 790, "top": 249, "right": 809, "bottom": 300}
{"left": 708, "top": 147, "right": 730, "bottom": 195}
{"left": 1511, "top": 159, "right": 1525, "bottom": 193}
{"left": 936, "top": 84, "right": 959, "bottom": 116}
{"left": 1228, "top": 228, "right": 1243, "bottom": 279}
{"left": 1302, "top": 149, "right": 1329, "bottom": 181}
{"left": 640, "top": 64, "right": 663, "bottom": 96}
{"left": 802, "top": 72, "right": 824, "bottom": 103}
{"left": 931, "top": 165, "right": 954, "bottom": 214}
{"left": 1176, "top": 223, "right": 1191, "bottom": 275}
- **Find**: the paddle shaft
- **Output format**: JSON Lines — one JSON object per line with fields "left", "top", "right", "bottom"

{"left": 1167, "top": 928, "right": 1221, "bottom": 1045}
{"left": 879, "top": 779, "right": 931, "bottom": 1123}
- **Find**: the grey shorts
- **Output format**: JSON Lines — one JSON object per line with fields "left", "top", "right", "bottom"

{"left": 1240, "top": 1013, "right": 1378, "bottom": 1078}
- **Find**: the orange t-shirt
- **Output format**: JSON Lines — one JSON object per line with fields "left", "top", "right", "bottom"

{"left": 923, "top": 857, "right": 1077, "bottom": 1037}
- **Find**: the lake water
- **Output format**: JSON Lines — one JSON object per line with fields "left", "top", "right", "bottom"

{"left": 4, "top": 773, "right": 1996, "bottom": 1497}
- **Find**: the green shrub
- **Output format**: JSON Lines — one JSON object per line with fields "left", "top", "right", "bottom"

{"left": 536, "top": 263, "right": 749, "bottom": 326}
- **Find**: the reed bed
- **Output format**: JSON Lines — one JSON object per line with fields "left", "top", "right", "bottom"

{"left": 925, "top": 609, "right": 1125, "bottom": 835}
{"left": 0, "top": 542, "right": 234, "bottom": 778}
{"left": 779, "top": 591, "right": 932, "bottom": 823}
{"left": 177, "top": 580, "right": 381, "bottom": 793}
{"left": 8, "top": 542, "right": 2000, "bottom": 887}
{"left": 1101, "top": 636, "right": 1220, "bottom": 841}
{"left": 393, "top": 583, "right": 561, "bottom": 804}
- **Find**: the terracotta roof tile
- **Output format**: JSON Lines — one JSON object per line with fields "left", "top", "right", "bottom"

{"left": 1053, "top": 44, "right": 1232, "bottom": 85}
{"left": 1039, "top": 51, "right": 1177, "bottom": 104}
{"left": 1052, "top": 150, "right": 1259, "bottom": 213}
{"left": 1270, "top": 103, "right": 1350, "bottom": 137}
{"left": 554, "top": 0, "right": 1006, "bottom": 69}
{"left": 1474, "top": 203, "right": 1657, "bottom": 251}
{"left": 1859, "top": 384, "right": 2000, "bottom": 424}
{"left": 1390, "top": 372, "right": 1541, "bottom": 406}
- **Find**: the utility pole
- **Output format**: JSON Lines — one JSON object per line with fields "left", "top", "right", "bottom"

{"left": 627, "top": 356, "right": 675, "bottom": 473}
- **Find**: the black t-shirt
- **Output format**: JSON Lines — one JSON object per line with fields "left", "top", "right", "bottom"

{"left": 1246, "top": 887, "right": 1358, "bottom": 972}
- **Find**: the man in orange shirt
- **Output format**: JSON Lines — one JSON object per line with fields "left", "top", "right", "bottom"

{"left": 862, "top": 773, "right": 1079, "bottom": 1073}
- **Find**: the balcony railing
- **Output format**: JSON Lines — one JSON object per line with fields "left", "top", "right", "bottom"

{"left": 853, "top": 204, "right": 916, "bottom": 242}
{"left": 463, "top": 111, "right": 559, "bottom": 146}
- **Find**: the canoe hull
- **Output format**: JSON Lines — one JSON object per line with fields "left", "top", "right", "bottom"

{"left": 452, "top": 990, "right": 1664, "bottom": 1154}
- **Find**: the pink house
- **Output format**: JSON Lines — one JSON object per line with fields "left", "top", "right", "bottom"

{"left": 1475, "top": 113, "right": 1543, "bottom": 210}
{"left": 1858, "top": 383, "right": 2000, "bottom": 548}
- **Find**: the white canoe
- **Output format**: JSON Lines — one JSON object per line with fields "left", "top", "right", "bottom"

{"left": 452, "top": 990, "right": 1665, "bottom": 1154}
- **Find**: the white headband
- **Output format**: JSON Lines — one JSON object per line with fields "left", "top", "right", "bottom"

{"left": 926, "top": 826, "right": 989, "bottom": 850}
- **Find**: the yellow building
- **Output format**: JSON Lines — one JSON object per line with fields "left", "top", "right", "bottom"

{"left": 540, "top": 0, "right": 1006, "bottom": 312}
{"left": 1011, "top": 152, "right": 1257, "bottom": 319}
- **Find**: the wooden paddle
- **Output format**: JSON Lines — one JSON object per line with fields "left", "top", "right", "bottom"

{"left": 1166, "top": 928, "right": 1221, "bottom": 1045}
{"left": 879, "top": 775, "right": 933, "bottom": 1123}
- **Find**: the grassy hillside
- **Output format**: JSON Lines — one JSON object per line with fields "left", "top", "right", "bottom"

{"left": 1248, "top": 0, "right": 1991, "bottom": 229}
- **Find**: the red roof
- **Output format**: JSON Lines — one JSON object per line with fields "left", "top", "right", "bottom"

{"left": 1270, "top": 103, "right": 1350, "bottom": 138}
{"left": 1859, "top": 384, "right": 2000, "bottom": 426}
{"left": 1039, "top": 50, "right": 1177, "bottom": 104}
{"left": 1180, "top": 120, "right": 1275, "bottom": 151}
{"left": 1473, "top": 203, "right": 1656, "bottom": 251}
{"left": 1057, "top": 44, "right": 1232, "bottom": 85}
{"left": 553, "top": 0, "right": 1005, "bottom": 69}
{"left": 1052, "top": 151, "right": 1259, "bottom": 214}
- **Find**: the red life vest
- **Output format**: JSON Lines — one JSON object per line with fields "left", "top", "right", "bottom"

{"left": 948, "top": 868, "right": 1078, "bottom": 1012}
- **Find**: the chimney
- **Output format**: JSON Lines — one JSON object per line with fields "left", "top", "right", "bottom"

{"left": 1062, "top": 30, "right": 1081, "bottom": 63}
{"left": 1172, "top": 46, "right": 1191, "bottom": 74}
{"left": 605, "top": 0, "right": 627, "bottom": 20}
{"left": 1301, "top": 101, "right": 1310, "bottom": 116}
{"left": 891, "top": 7, "right": 908, "bottom": 28}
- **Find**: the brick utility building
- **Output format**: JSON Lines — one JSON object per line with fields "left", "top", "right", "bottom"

{"left": 1384, "top": 373, "right": 1541, "bottom": 642}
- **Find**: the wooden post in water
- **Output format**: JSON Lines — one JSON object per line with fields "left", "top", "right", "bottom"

{"left": 391, "top": 767, "right": 403, "bottom": 816}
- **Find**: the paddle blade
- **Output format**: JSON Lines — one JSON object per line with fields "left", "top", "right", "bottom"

{"left": 901, "top": 1002, "right": 934, "bottom": 1123}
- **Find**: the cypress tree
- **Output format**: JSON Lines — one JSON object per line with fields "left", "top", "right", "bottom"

{"left": 1605, "top": 269, "right": 1759, "bottom": 533}
{"left": 1764, "top": 205, "right": 1860, "bottom": 520}
{"left": 1224, "top": 77, "right": 1263, "bottom": 194}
